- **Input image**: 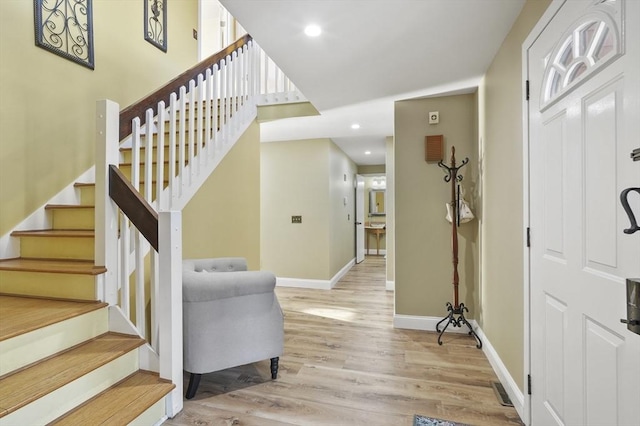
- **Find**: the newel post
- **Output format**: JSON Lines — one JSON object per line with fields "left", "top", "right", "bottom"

{"left": 158, "top": 210, "right": 183, "bottom": 417}
{"left": 95, "top": 100, "right": 120, "bottom": 305}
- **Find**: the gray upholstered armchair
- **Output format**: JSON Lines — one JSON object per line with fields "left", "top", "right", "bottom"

{"left": 182, "top": 257, "right": 284, "bottom": 399}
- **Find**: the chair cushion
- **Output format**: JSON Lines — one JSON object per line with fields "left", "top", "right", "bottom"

{"left": 183, "top": 257, "right": 247, "bottom": 273}
{"left": 183, "top": 269, "right": 277, "bottom": 302}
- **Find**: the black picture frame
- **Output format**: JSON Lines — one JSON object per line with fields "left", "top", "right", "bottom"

{"left": 144, "top": 0, "right": 167, "bottom": 52}
{"left": 34, "top": 0, "right": 95, "bottom": 70}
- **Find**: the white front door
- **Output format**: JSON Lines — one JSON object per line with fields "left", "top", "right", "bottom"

{"left": 528, "top": 0, "right": 640, "bottom": 425}
{"left": 355, "top": 175, "right": 365, "bottom": 263}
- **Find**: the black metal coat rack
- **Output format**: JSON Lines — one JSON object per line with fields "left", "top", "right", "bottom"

{"left": 435, "top": 146, "right": 482, "bottom": 349}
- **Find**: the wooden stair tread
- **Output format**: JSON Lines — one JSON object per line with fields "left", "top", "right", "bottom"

{"left": 45, "top": 204, "right": 94, "bottom": 210}
{"left": 0, "top": 295, "right": 106, "bottom": 342}
{"left": 50, "top": 370, "right": 174, "bottom": 425}
{"left": 0, "top": 258, "right": 106, "bottom": 275}
{"left": 0, "top": 332, "right": 144, "bottom": 417}
{"left": 10, "top": 229, "right": 94, "bottom": 238}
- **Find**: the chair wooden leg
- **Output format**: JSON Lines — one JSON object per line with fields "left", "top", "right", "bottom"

{"left": 185, "top": 373, "right": 202, "bottom": 399}
{"left": 270, "top": 357, "right": 279, "bottom": 379}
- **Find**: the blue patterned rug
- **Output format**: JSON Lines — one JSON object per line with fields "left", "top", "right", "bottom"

{"left": 413, "top": 415, "right": 470, "bottom": 426}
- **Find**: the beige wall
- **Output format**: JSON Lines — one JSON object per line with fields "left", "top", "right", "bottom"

{"left": 329, "top": 143, "right": 358, "bottom": 277}
{"left": 182, "top": 122, "right": 261, "bottom": 269}
{"left": 257, "top": 102, "right": 319, "bottom": 122}
{"left": 385, "top": 136, "right": 395, "bottom": 284}
{"left": 357, "top": 165, "right": 385, "bottom": 175}
{"left": 395, "top": 94, "right": 478, "bottom": 316}
{"left": 0, "top": 0, "right": 198, "bottom": 236}
{"left": 261, "top": 139, "right": 356, "bottom": 280}
{"left": 477, "top": 0, "right": 552, "bottom": 391}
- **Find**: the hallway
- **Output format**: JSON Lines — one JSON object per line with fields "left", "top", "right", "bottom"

{"left": 167, "top": 256, "right": 522, "bottom": 425}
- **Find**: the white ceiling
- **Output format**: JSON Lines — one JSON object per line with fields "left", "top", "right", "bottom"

{"left": 220, "top": 0, "right": 526, "bottom": 166}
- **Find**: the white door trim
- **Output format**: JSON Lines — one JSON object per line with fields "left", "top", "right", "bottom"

{"left": 521, "top": 1, "right": 566, "bottom": 425}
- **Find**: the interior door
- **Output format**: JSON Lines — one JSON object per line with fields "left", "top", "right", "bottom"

{"left": 528, "top": 1, "right": 640, "bottom": 425}
{"left": 355, "top": 175, "right": 365, "bottom": 263}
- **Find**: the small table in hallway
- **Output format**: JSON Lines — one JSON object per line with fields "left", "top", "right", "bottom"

{"left": 365, "top": 226, "right": 385, "bottom": 256}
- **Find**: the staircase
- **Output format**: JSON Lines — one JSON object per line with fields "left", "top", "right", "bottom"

{"left": 0, "top": 34, "right": 302, "bottom": 424}
{"left": 0, "top": 178, "right": 174, "bottom": 425}
{"left": 0, "top": 106, "right": 219, "bottom": 424}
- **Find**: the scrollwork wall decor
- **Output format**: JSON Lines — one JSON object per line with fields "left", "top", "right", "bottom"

{"left": 144, "top": 0, "right": 167, "bottom": 52}
{"left": 34, "top": 0, "right": 95, "bottom": 69}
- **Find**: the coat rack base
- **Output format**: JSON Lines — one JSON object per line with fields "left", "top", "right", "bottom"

{"left": 436, "top": 302, "right": 482, "bottom": 349}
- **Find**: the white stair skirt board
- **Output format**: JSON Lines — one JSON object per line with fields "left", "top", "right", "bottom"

{"left": 276, "top": 259, "right": 355, "bottom": 290}
{"left": 108, "top": 306, "right": 159, "bottom": 373}
{"left": 0, "top": 167, "right": 95, "bottom": 259}
{"left": 394, "top": 314, "right": 524, "bottom": 423}
{"left": 257, "top": 91, "right": 307, "bottom": 106}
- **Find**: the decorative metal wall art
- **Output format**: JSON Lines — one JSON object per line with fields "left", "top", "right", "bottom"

{"left": 34, "top": 0, "right": 95, "bottom": 69}
{"left": 144, "top": 0, "right": 167, "bottom": 52}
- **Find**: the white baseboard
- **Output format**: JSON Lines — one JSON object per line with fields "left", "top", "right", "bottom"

{"left": 474, "top": 326, "right": 524, "bottom": 420}
{"left": 386, "top": 280, "right": 395, "bottom": 291}
{"left": 330, "top": 258, "right": 355, "bottom": 288}
{"left": 277, "top": 258, "right": 355, "bottom": 290}
{"left": 365, "top": 249, "right": 386, "bottom": 256}
{"left": 276, "top": 277, "right": 331, "bottom": 290}
{"left": 393, "top": 313, "right": 524, "bottom": 423}
{"left": 393, "top": 314, "right": 477, "bottom": 333}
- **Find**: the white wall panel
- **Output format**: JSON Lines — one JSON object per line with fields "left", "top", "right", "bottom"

{"left": 584, "top": 84, "right": 619, "bottom": 271}
{"left": 543, "top": 112, "right": 567, "bottom": 261}
{"left": 544, "top": 294, "right": 567, "bottom": 423}
{"left": 584, "top": 317, "right": 623, "bottom": 426}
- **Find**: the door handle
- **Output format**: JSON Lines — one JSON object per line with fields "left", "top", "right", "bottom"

{"left": 620, "top": 187, "right": 640, "bottom": 234}
{"left": 622, "top": 278, "right": 640, "bottom": 336}
{"left": 355, "top": 222, "right": 362, "bottom": 225}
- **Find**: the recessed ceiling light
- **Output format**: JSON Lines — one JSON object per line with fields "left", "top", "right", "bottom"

{"left": 365, "top": 151, "right": 371, "bottom": 155}
{"left": 304, "top": 25, "right": 322, "bottom": 37}
{"left": 351, "top": 123, "right": 360, "bottom": 129}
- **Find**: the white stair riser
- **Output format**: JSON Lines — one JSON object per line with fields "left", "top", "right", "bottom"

{"left": 2, "top": 350, "right": 138, "bottom": 425}
{"left": 0, "top": 308, "right": 108, "bottom": 377}
{"left": 131, "top": 398, "right": 167, "bottom": 426}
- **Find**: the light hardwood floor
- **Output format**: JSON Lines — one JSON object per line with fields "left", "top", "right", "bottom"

{"left": 166, "top": 256, "right": 523, "bottom": 426}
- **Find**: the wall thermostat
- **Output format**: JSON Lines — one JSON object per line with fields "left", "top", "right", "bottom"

{"left": 429, "top": 111, "right": 439, "bottom": 124}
